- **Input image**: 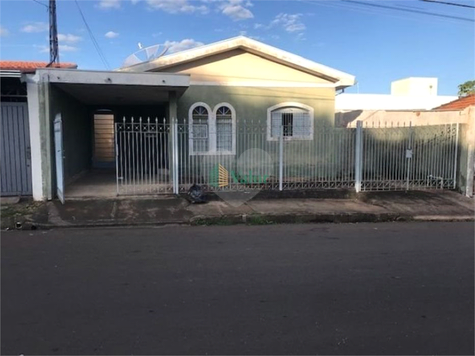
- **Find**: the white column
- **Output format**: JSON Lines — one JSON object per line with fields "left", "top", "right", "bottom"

{"left": 26, "top": 80, "right": 45, "bottom": 201}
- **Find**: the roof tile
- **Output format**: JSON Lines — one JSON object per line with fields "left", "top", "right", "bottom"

{"left": 434, "top": 94, "right": 475, "bottom": 111}
{"left": 0, "top": 60, "right": 77, "bottom": 71}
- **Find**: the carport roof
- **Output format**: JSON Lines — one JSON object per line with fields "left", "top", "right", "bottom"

{"left": 23, "top": 68, "right": 190, "bottom": 105}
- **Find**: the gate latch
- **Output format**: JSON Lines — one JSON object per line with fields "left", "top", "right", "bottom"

{"left": 406, "top": 149, "right": 413, "bottom": 159}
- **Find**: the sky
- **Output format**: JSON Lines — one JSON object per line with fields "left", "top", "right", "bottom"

{"left": 0, "top": 0, "right": 473, "bottom": 95}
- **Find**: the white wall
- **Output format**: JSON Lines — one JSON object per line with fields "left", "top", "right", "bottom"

{"left": 391, "top": 77, "right": 438, "bottom": 96}
{"left": 335, "top": 93, "right": 457, "bottom": 111}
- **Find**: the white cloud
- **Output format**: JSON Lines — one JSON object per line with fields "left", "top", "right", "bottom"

{"left": 97, "top": 0, "right": 121, "bottom": 9}
{"left": 60, "top": 44, "right": 79, "bottom": 52}
{"left": 38, "top": 44, "right": 79, "bottom": 53}
{"left": 164, "top": 38, "right": 204, "bottom": 54}
{"left": 105, "top": 31, "right": 119, "bottom": 38}
{"left": 0, "top": 26, "right": 9, "bottom": 37}
{"left": 58, "top": 33, "right": 82, "bottom": 44}
{"left": 220, "top": 0, "right": 253, "bottom": 21}
{"left": 271, "top": 13, "right": 306, "bottom": 33}
{"left": 21, "top": 22, "right": 49, "bottom": 33}
{"left": 146, "top": 0, "right": 208, "bottom": 14}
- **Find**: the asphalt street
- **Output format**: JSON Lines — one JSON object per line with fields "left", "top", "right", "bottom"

{"left": 1, "top": 222, "right": 474, "bottom": 355}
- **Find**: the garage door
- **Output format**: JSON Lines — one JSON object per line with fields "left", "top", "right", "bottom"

{"left": 1, "top": 102, "right": 32, "bottom": 196}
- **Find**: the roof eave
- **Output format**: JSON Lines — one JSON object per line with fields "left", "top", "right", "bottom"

{"left": 119, "top": 36, "right": 356, "bottom": 86}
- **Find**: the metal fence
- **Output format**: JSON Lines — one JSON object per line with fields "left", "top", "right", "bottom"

{"left": 115, "top": 117, "right": 459, "bottom": 196}
{"left": 356, "top": 122, "right": 459, "bottom": 191}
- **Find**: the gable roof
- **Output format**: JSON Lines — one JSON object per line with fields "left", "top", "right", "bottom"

{"left": 433, "top": 94, "right": 475, "bottom": 111}
{"left": 0, "top": 60, "right": 78, "bottom": 71}
{"left": 119, "top": 36, "right": 356, "bottom": 89}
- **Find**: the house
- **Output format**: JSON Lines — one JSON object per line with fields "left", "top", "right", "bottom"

{"left": 336, "top": 77, "right": 457, "bottom": 111}
{"left": 21, "top": 36, "right": 356, "bottom": 201}
{"left": 335, "top": 77, "right": 462, "bottom": 127}
{"left": 0, "top": 61, "right": 77, "bottom": 197}
{"left": 433, "top": 94, "right": 475, "bottom": 111}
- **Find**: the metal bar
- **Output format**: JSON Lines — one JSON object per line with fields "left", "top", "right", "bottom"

{"left": 355, "top": 121, "right": 362, "bottom": 193}
{"left": 405, "top": 122, "right": 412, "bottom": 191}
{"left": 173, "top": 118, "right": 179, "bottom": 195}
{"left": 279, "top": 123, "right": 283, "bottom": 191}
{"left": 453, "top": 123, "right": 459, "bottom": 189}
{"left": 115, "top": 122, "right": 119, "bottom": 195}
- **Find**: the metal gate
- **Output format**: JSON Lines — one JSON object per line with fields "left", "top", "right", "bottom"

{"left": 115, "top": 117, "right": 172, "bottom": 195}
{"left": 355, "top": 122, "right": 459, "bottom": 191}
{"left": 0, "top": 102, "right": 32, "bottom": 196}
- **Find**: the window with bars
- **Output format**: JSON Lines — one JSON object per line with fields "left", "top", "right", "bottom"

{"left": 269, "top": 104, "right": 313, "bottom": 140}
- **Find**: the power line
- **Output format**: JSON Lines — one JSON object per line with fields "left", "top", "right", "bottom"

{"left": 340, "top": 0, "right": 475, "bottom": 22}
{"left": 73, "top": 0, "right": 111, "bottom": 70}
{"left": 32, "top": 0, "right": 48, "bottom": 9}
{"left": 420, "top": 0, "right": 475, "bottom": 9}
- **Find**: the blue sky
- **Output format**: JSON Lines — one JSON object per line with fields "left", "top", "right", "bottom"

{"left": 0, "top": 0, "right": 473, "bottom": 95}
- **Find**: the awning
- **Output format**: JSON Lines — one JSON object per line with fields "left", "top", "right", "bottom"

{"left": 22, "top": 68, "right": 190, "bottom": 105}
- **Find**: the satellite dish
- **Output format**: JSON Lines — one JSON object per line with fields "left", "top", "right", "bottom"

{"left": 122, "top": 43, "right": 168, "bottom": 68}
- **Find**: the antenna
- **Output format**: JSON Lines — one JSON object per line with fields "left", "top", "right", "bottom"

{"left": 122, "top": 43, "right": 168, "bottom": 68}
{"left": 47, "top": 0, "right": 59, "bottom": 67}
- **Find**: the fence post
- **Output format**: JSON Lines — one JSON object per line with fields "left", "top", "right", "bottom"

{"left": 453, "top": 122, "right": 459, "bottom": 190}
{"left": 406, "top": 122, "right": 413, "bottom": 191}
{"left": 355, "top": 120, "right": 363, "bottom": 193}
{"left": 172, "top": 118, "right": 179, "bottom": 195}
{"left": 279, "top": 124, "right": 284, "bottom": 191}
{"left": 115, "top": 122, "right": 119, "bottom": 196}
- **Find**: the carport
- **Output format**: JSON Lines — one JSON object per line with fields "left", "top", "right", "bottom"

{"left": 23, "top": 68, "right": 189, "bottom": 201}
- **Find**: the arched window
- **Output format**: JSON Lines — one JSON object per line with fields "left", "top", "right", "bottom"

{"left": 189, "top": 102, "right": 236, "bottom": 155}
{"left": 214, "top": 104, "right": 235, "bottom": 154}
{"left": 189, "top": 103, "right": 210, "bottom": 154}
{"left": 267, "top": 102, "right": 314, "bottom": 141}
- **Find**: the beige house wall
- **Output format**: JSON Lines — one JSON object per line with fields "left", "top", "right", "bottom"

{"left": 159, "top": 49, "right": 333, "bottom": 86}
{"left": 338, "top": 108, "right": 472, "bottom": 128}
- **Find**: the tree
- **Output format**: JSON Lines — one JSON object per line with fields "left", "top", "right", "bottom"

{"left": 458, "top": 80, "right": 475, "bottom": 97}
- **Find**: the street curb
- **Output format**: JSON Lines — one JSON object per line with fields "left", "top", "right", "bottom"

{"left": 3, "top": 213, "right": 473, "bottom": 231}
{"left": 412, "top": 215, "right": 474, "bottom": 221}
{"left": 189, "top": 213, "right": 414, "bottom": 226}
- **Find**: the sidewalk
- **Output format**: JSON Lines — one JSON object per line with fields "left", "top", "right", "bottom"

{"left": 1, "top": 190, "right": 474, "bottom": 230}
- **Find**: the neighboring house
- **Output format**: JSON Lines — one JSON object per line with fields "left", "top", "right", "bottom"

{"left": 335, "top": 77, "right": 459, "bottom": 127}
{"left": 21, "top": 36, "right": 356, "bottom": 201}
{"left": 0, "top": 61, "right": 77, "bottom": 197}
{"left": 434, "top": 94, "right": 475, "bottom": 197}
{"left": 432, "top": 94, "right": 475, "bottom": 111}
{"left": 335, "top": 77, "right": 457, "bottom": 127}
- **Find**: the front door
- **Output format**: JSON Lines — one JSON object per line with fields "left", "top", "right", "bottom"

{"left": 54, "top": 114, "right": 65, "bottom": 204}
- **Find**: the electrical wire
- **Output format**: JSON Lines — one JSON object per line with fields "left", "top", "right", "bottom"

{"left": 340, "top": 0, "right": 475, "bottom": 22}
{"left": 420, "top": 0, "right": 475, "bottom": 9}
{"left": 32, "top": 0, "right": 48, "bottom": 9}
{"left": 73, "top": 0, "right": 111, "bottom": 70}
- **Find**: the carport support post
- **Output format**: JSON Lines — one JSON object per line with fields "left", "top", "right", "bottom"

{"left": 168, "top": 91, "right": 179, "bottom": 195}
{"left": 355, "top": 120, "right": 363, "bottom": 193}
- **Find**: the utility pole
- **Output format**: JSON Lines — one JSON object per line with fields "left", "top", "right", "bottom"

{"left": 48, "top": 0, "right": 59, "bottom": 66}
